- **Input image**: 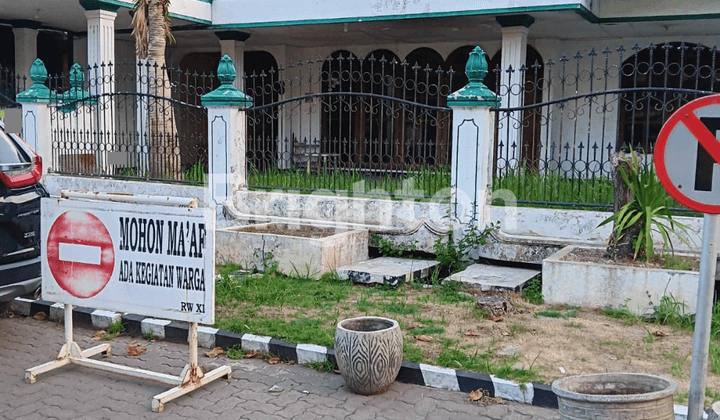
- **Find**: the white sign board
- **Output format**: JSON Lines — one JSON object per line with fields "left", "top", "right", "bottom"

{"left": 41, "top": 197, "right": 215, "bottom": 324}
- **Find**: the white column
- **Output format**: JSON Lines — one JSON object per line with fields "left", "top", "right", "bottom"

{"left": 500, "top": 26, "right": 528, "bottom": 168}
{"left": 85, "top": 9, "right": 116, "bottom": 94}
{"left": 85, "top": 9, "right": 117, "bottom": 174}
{"left": 219, "top": 40, "right": 245, "bottom": 90}
{"left": 13, "top": 27, "right": 38, "bottom": 87}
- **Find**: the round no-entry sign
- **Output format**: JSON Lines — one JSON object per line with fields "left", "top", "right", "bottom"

{"left": 45, "top": 210, "right": 115, "bottom": 298}
{"left": 656, "top": 94, "right": 720, "bottom": 214}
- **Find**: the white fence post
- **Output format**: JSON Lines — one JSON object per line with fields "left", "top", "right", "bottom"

{"left": 447, "top": 46, "right": 500, "bottom": 233}
{"left": 17, "top": 58, "right": 52, "bottom": 175}
{"left": 201, "top": 55, "right": 253, "bottom": 211}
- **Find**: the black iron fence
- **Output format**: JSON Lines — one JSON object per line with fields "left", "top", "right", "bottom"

{"left": 244, "top": 54, "right": 453, "bottom": 199}
{"left": 0, "top": 64, "right": 25, "bottom": 108}
{"left": 47, "top": 62, "right": 210, "bottom": 184}
{"left": 492, "top": 42, "right": 720, "bottom": 209}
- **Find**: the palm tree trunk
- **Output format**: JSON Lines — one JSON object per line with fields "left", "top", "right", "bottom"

{"left": 146, "top": 0, "right": 179, "bottom": 179}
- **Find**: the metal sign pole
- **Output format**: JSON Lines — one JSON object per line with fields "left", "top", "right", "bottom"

{"left": 688, "top": 214, "right": 720, "bottom": 420}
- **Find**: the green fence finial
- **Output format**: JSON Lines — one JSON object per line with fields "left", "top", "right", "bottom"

{"left": 57, "top": 63, "right": 95, "bottom": 112}
{"left": 201, "top": 54, "right": 253, "bottom": 107}
{"left": 17, "top": 58, "right": 51, "bottom": 103}
{"left": 68, "top": 63, "right": 85, "bottom": 88}
{"left": 447, "top": 46, "right": 499, "bottom": 107}
{"left": 217, "top": 54, "right": 237, "bottom": 86}
{"left": 466, "top": 46, "right": 489, "bottom": 84}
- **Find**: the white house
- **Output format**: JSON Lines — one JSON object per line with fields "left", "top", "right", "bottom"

{"left": 2, "top": 0, "right": 719, "bottom": 205}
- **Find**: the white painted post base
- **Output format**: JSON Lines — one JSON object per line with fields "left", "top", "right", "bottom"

{"left": 25, "top": 306, "right": 231, "bottom": 413}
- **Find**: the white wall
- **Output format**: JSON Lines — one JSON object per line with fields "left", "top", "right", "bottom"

{"left": 211, "top": 0, "right": 592, "bottom": 26}
{"left": 599, "top": 0, "right": 720, "bottom": 18}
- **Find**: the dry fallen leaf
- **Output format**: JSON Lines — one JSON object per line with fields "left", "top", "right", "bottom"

{"left": 414, "top": 335, "right": 433, "bottom": 342}
{"left": 126, "top": 343, "right": 147, "bottom": 356}
{"left": 245, "top": 351, "right": 264, "bottom": 359}
{"left": 464, "top": 332, "right": 479, "bottom": 337}
{"left": 33, "top": 312, "right": 46, "bottom": 321}
{"left": 469, "top": 389, "right": 485, "bottom": 401}
{"left": 91, "top": 330, "right": 106, "bottom": 341}
{"left": 489, "top": 317, "right": 504, "bottom": 323}
{"left": 654, "top": 330, "right": 667, "bottom": 338}
{"left": 501, "top": 331, "right": 512, "bottom": 336}
{"left": 268, "top": 357, "right": 281, "bottom": 365}
{"left": 204, "top": 347, "right": 224, "bottom": 358}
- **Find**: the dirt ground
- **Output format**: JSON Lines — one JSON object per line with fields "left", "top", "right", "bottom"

{"left": 218, "top": 282, "right": 719, "bottom": 404}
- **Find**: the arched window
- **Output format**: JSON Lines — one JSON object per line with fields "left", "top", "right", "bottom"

{"left": 243, "top": 51, "right": 279, "bottom": 170}
{"left": 321, "top": 50, "right": 358, "bottom": 161}
{"left": 404, "top": 47, "right": 448, "bottom": 166}
{"left": 446, "top": 46, "right": 476, "bottom": 94}
{"left": 618, "top": 42, "right": 720, "bottom": 152}
{"left": 359, "top": 49, "right": 401, "bottom": 166}
{"left": 484, "top": 46, "right": 544, "bottom": 170}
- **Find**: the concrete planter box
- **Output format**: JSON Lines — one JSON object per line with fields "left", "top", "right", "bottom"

{"left": 542, "top": 246, "right": 700, "bottom": 314}
{"left": 216, "top": 223, "right": 368, "bottom": 276}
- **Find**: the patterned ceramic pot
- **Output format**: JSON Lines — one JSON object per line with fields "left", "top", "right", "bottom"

{"left": 552, "top": 373, "right": 676, "bottom": 420}
{"left": 334, "top": 316, "right": 403, "bottom": 395}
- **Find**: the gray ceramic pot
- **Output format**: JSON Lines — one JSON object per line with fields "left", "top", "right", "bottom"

{"left": 334, "top": 316, "right": 403, "bottom": 395}
{"left": 552, "top": 373, "right": 677, "bottom": 420}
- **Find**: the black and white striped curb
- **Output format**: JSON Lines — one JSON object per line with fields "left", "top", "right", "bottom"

{"left": 10, "top": 297, "right": 703, "bottom": 419}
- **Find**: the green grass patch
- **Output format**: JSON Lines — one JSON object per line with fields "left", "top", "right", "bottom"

{"left": 378, "top": 302, "right": 419, "bottom": 316}
{"left": 411, "top": 325, "right": 445, "bottom": 335}
{"left": 435, "top": 348, "right": 541, "bottom": 384}
{"left": 536, "top": 306, "right": 578, "bottom": 319}
{"left": 435, "top": 280, "right": 474, "bottom": 304}
{"left": 215, "top": 269, "right": 351, "bottom": 309}
{"left": 226, "top": 344, "right": 248, "bottom": 359}
{"left": 403, "top": 342, "right": 426, "bottom": 363}
{"left": 492, "top": 170, "right": 613, "bottom": 207}
{"left": 602, "top": 305, "right": 642, "bottom": 325}
{"left": 248, "top": 166, "right": 451, "bottom": 200}
{"left": 101, "top": 320, "right": 124, "bottom": 340}
{"left": 522, "top": 277, "right": 543, "bottom": 305}
{"left": 306, "top": 360, "right": 338, "bottom": 373}
{"left": 216, "top": 316, "right": 335, "bottom": 348}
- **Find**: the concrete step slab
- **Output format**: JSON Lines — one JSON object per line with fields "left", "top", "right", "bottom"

{"left": 448, "top": 264, "right": 540, "bottom": 292}
{"left": 336, "top": 257, "right": 439, "bottom": 287}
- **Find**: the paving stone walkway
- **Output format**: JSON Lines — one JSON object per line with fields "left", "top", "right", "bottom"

{"left": 0, "top": 314, "right": 560, "bottom": 419}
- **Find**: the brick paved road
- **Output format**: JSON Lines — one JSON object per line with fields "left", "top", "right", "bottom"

{"left": 0, "top": 314, "right": 560, "bottom": 419}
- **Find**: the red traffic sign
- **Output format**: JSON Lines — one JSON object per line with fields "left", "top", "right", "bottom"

{"left": 46, "top": 210, "right": 115, "bottom": 298}
{"left": 656, "top": 94, "right": 720, "bottom": 214}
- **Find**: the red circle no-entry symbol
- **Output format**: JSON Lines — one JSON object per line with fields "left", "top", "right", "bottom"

{"left": 46, "top": 210, "right": 115, "bottom": 298}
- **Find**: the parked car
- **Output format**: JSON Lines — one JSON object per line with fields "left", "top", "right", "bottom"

{"left": 0, "top": 121, "right": 45, "bottom": 310}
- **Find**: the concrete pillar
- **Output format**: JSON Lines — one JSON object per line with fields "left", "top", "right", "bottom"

{"left": 84, "top": 9, "right": 117, "bottom": 94}
{"left": 17, "top": 59, "right": 52, "bottom": 175}
{"left": 201, "top": 55, "right": 253, "bottom": 211}
{"left": 84, "top": 6, "right": 118, "bottom": 174}
{"left": 215, "top": 31, "right": 250, "bottom": 90}
{"left": 13, "top": 25, "right": 39, "bottom": 88}
{"left": 497, "top": 15, "right": 534, "bottom": 169}
{"left": 447, "top": 47, "right": 500, "bottom": 231}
